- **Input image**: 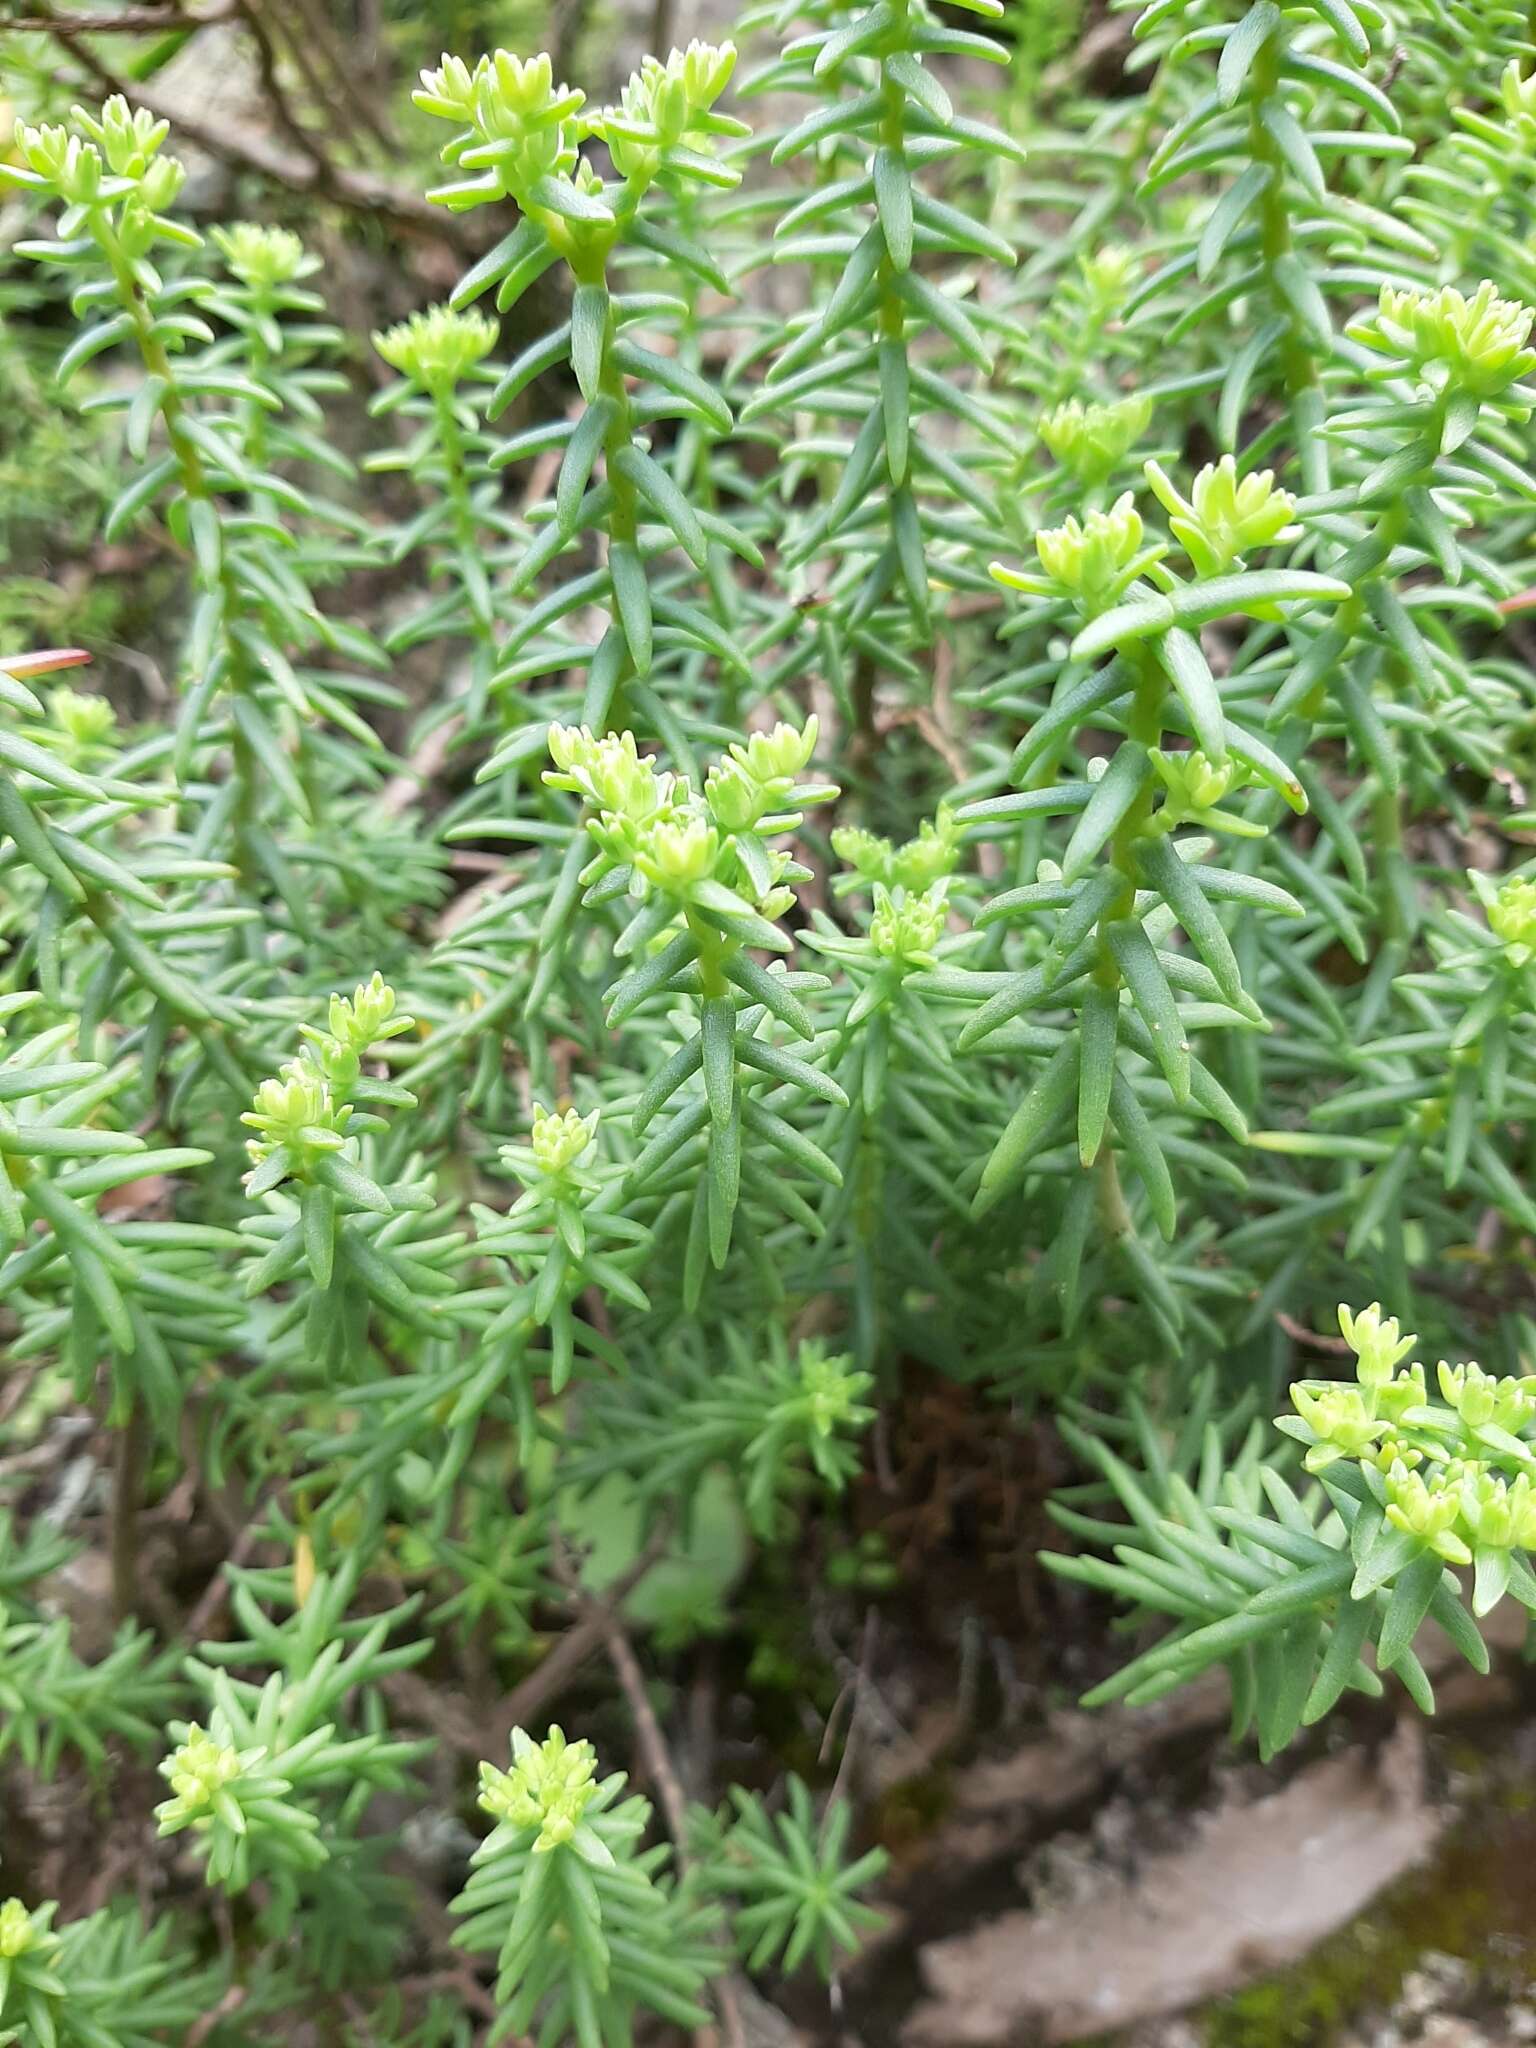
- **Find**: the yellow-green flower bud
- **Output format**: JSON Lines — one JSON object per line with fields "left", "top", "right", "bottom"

{"left": 1289, "top": 1381, "right": 1393, "bottom": 1469}
{"left": 1436, "top": 1358, "right": 1536, "bottom": 1434}
{"left": 75, "top": 95, "right": 170, "bottom": 178}
{"left": 0, "top": 1897, "right": 52, "bottom": 1961}
{"left": 705, "top": 757, "right": 769, "bottom": 832}
{"left": 1459, "top": 1468, "right": 1536, "bottom": 1551}
{"left": 1039, "top": 394, "right": 1151, "bottom": 483}
{"left": 155, "top": 1724, "right": 250, "bottom": 1832}
{"left": 796, "top": 1342, "right": 870, "bottom": 1437}
{"left": 1146, "top": 455, "right": 1299, "bottom": 577}
{"left": 1351, "top": 279, "right": 1536, "bottom": 401}
{"left": 1032, "top": 493, "right": 1144, "bottom": 601}
{"left": 211, "top": 222, "right": 313, "bottom": 290}
{"left": 545, "top": 726, "right": 667, "bottom": 823}
{"left": 374, "top": 304, "right": 498, "bottom": 392}
{"left": 729, "top": 716, "right": 818, "bottom": 789}
{"left": 1384, "top": 1461, "right": 1472, "bottom": 1564}
{"left": 1339, "top": 1301, "right": 1419, "bottom": 1391}
{"left": 478, "top": 1725, "right": 599, "bottom": 1853}
{"left": 1149, "top": 747, "right": 1256, "bottom": 835}
{"left": 530, "top": 1103, "right": 599, "bottom": 1175}
{"left": 1488, "top": 874, "right": 1536, "bottom": 958}
{"left": 1079, "top": 244, "right": 1136, "bottom": 307}
{"left": 635, "top": 814, "right": 718, "bottom": 890}
{"left": 868, "top": 883, "right": 947, "bottom": 966}
{"left": 241, "top": 1062, "right": 346, "bottom": 1165}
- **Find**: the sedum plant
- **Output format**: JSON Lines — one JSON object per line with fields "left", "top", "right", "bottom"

{"left": 2, "top": 0, "right": 1536, "bottom": 2037}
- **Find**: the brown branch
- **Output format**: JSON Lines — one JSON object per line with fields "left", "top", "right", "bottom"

{"left": 2, "top": 4, "right": 233, "bottom": 26}
{"left": 233, "top": 0, "right": 332, "bottom": 181}
{"left": 485, "top": 1516, "right": 676, "bottom": 1752}
{"left": 550, "top": 1540, "right": 749, "bottom": 2048}
{"left": 1276, "top": 1311, "right": 1354, "bottom": 1356}
{"left": 551, "top": 1539, "right": 691, "bottom": 1851}
{"left": 269, "top": 0, "right": 394, "bottom": 154}
{"left": 109, "top": 1396, "right": 148, "bottom": 1625}
{"left": 181, "top": 1492, "right": 272, "bottom": 1642}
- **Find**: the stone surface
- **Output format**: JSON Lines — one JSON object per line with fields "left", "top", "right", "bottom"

{"left": 904, "top": 1724, "right": 1440, "bottom": 2046}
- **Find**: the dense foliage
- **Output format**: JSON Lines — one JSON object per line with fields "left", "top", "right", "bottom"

{"left": 2, "top": 0, "right": 1536, "bottom": 2038}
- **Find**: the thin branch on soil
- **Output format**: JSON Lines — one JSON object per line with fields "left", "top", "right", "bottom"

{"left": 552, "top": 1539, "right": 691, "bottom": 1850}
{"left": 486, "top": 1516, "right": 676, "bottom": 1751}
{"left": 109, "top": 1396, "right": 148, "bottom": 1625}
{"left": 827, "top": 1608, "right": 878, "bottom": 1811}
{"left": 181, "top": 1492, "right": 272, "bottom": 1641}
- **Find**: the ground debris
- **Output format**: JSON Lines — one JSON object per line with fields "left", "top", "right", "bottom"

{"left": 904, "top": 1723, "right": 1439, "bottom": 2046}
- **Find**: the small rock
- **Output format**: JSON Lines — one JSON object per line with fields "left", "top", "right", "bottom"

{"left": 1397, "top": 1954, "right": 1472, "bottom": 2021}
{"left": 735, "top": 1980, "right": 810, "bottom": 2047}
{"left": 1417, "top": 2018, "right": 1492, "bottom": 2048}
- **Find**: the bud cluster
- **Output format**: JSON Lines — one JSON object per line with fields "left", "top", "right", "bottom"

{"left": 831, "top": 806, "right": 960, "bottom": 895}
{"left": 546, "top": 719, "right": 830, "bottom": 931}
{"left": 1039, "top": 394, "right": 1151, "bottom": 484}
{"left": 1145, "top": 456, "right": 1300, "bottom": 578}
{"left": 242, "top": 975, "right": 415, "bottom": 1183}
{"left": 1350, "top": 279, "right": 1536, "bottom": 405}
{"left": 589, "top": 42, "right": 748, "bottom": 186}
{"left": 992, "top": 493, "right": 1163, "bottom": 611}
{"left": 1282, "top": 1303, "right": 1536, "bottom": 1610}
{"left": 373, "top": 304, "right": 499, "bottom": 394}
{"left": 478, "top": 1725, "right": 601, "bottom": 1854}
{"left": 6, "top": 97, "right": 193, "bottom": 258}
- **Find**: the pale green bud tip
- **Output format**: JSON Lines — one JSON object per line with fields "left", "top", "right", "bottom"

{"left": 1489, "top": 874, "right": 1536, "bottom": 951}
{"left": 1039, "top": 393, "right": 1151, "bottom": 479}
{"left": 798, "top": 1342, "right": 871, "bottom": 1436}
{"left": 479, "top": 1725, "right": 599, "bottom": 1852}
{"left": 546, "top": 724, "right": 667, "bottom": 821}
{"left": 1338, "top": 1300, "right": 1417, "bottom": 1387}
{"left": 1384, "top": 1462, "right": 1472, "bottom": 1564}
{"left": 1436, "top": 1358, "right": 1536, "bottom": 1432}
{"left": 327, "top": 972, "right": 406, "bottom": 1050}
{"left": 636, "top": 814, "right": 718, "bottom": 888}
{"left": 415, "top": 49, "right": 585, "bottom": 208}
{"left": 869, "top": 882, "right": 948, "bottom": 964}
{"left": 1501, "top": 58, "right": 1536, "bottom": 122}
{"left": 211, "top": 222, "right": 311, "bottom": 289}
{"left": 1146, "top": 455, "right": 1298, "bottom": 576}
{"left": 374, "top": 304, "right": 498, "bottom": 389}
{"left": 530, "top": 1102, "right": 598, "bottom": 1173}
{"left": 240, "top": 1061, "right": 345, "bottom": 1164}
{"left": 1080, "top": 244, "right": 1136, "bottom": 300}
{"left": 1034, "top": 492, "right": 1143, "bottom": 596}
{"left": 160, "top": 1725, "right": 245, "bottom": 1812}
{"left": 17, "top": 96, "right": 185, "bottom": 206}
{"left": 1150, "top": 747, "right": 1253, "bottom": 826}
{"left": 48, "top": 686, "right": 115, "bottom": 752}
{"left": 1461, "top": 1470, "right": 1536, "bottom": 1551}
{"left": 1290, "top": 1381, "right": 1391, "bottom": 1467}
{"left": 0, "top": 1897, "right": 50, "bottom": 1960}
{"left": 835, "top": 809, "right": 959, "bottom": 890}
{"left": 590, "top": 40, "right": 742, "bottom": 176}
{"left": 1356, "top": 279, "right": 1536, "bottom": 399}
{"left": 831, "top": 824, "right": 893, "bottom": 879}
{"left": 730, "top": 715, "right": 818, "bottom": 785}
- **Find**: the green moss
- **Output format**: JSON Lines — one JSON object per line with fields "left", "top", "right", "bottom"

{"left": 1205, "top": 1775, "right": 1536, "bottom": 2048}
